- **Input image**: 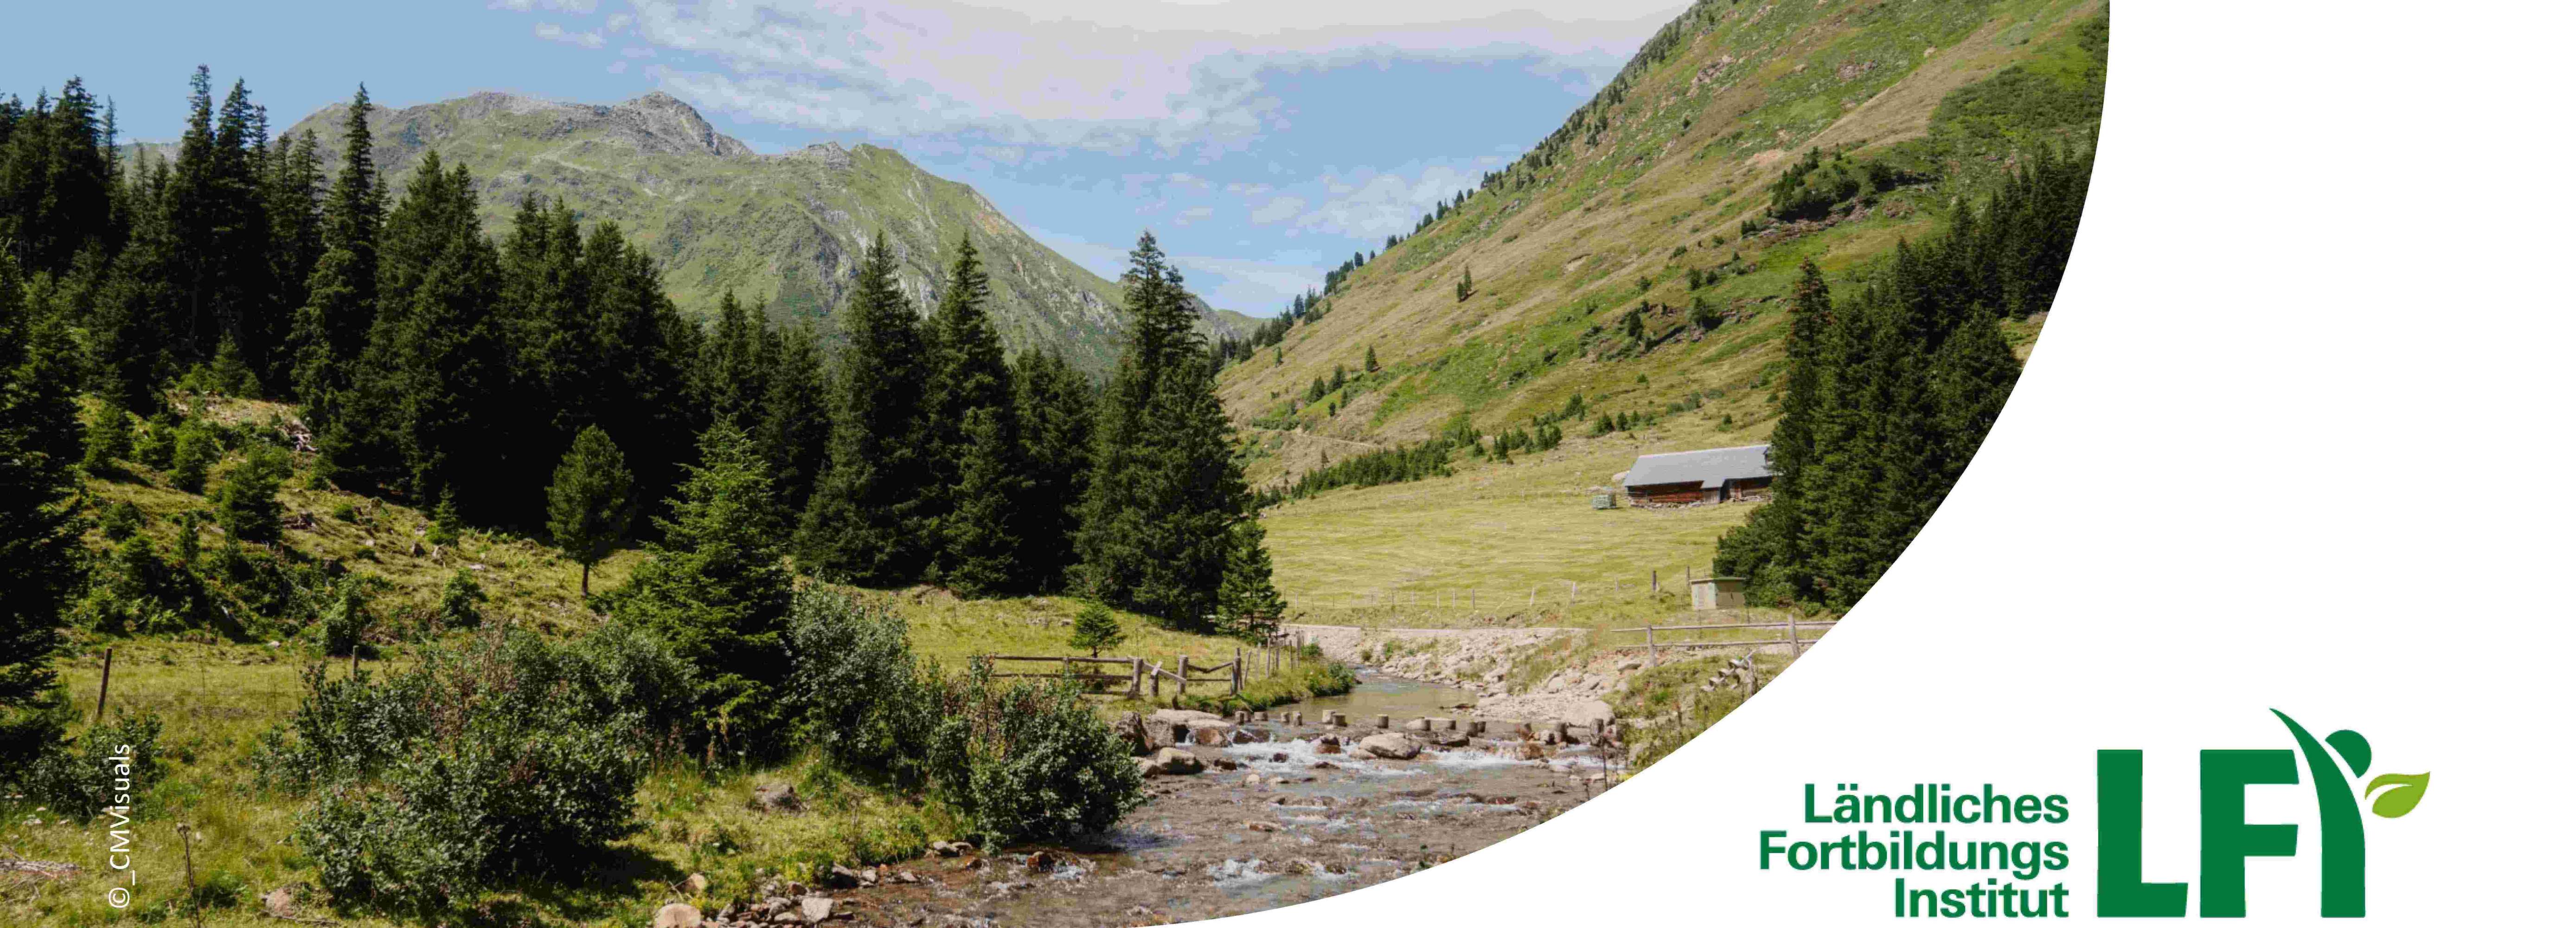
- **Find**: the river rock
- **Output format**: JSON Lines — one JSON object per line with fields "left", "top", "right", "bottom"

{"left": 929, "top": 840, "right": 970, "bottom": 857}
{"left": 1402, "top": 717, "right": 1432, "bottom": 732}
{"left": 746, "top": 783, "right": 802, "bottom": 813}
{"left": 1513, "top": 740, "right": 1547, "bottom": 760}
{"left": 1561, "top": 700, "right": 1616, "bottom": 728}
{"left": 798, "top": 896, "right": 833, "bottom": 922}
{"left": 1358, "top": 733, "right": 1420, "bottom": 760}
{"left": 1242, "top": 773, "right": 1263, "bottom": 787}
{"left": 1151, "top": 747, "right": 1204, "bottom": 775}
{"left": 1434, "top": 732, "right": 1470, "bottom": 748}
{"left": 1245, "top": 820, "right": 1281, "bottom": 832}
{"left": 679, "top": 872, "right": 709, "bottom": 895}
{"left": 1230, "top": 728, "right": 1270, "bottom": 744}
{"left": 263, "top": 888, "right": 297, "bottom": 918}
{"left": 1315, "top": 735, "right": 1342, "bottom": 754}
{"left": 1113, "top": 711, "right": 1153, "bottom": 754}
{"left": 653, "top": 902, "right": 703, "bottom": 928}
{"left": 1134, "top": 757, "right": 1159, "bottom": 777}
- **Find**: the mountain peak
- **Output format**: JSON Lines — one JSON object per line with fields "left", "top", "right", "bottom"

{"left": 606, "top": 90, "right": 750, "bottom": 157}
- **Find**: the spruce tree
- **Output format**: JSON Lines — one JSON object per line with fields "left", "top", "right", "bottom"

{"left": 920, "top": 237, "right": 1019, "bottom": 587}
{"left": 799, "top": 232, "right": 932, "bottom": 586}
{"left": 1068, "top": 602, "right": 1124, "bottom": 657}
{"left": 1012, "top": 348, "right": 1093, "bottom": 592}
{"left": 215, "top": 447, "right": 289, "bottom": 545}
{"left": 548, "top": 426, "right": 633, "bottom": 596}
{"left": 697, "top": 290, "right": 768, "bottom": 427}
{"left": 1216, "top": 519, "right": 1288, "bottom": 641}
{"left": 0, "top": 255, "right": 83, "bottom": 708}
{"left": 941, "top": 407, "right": 1021, "bottom": 597}
{"left": 612, "top": 419, "right": 792, "bottom": 741}
{"left": 756, "top": 319, "right": 830, "bottom": 519}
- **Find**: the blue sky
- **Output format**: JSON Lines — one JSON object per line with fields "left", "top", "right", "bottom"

{"left": 13, "top": 1, "right": 1683, "bottom": 315}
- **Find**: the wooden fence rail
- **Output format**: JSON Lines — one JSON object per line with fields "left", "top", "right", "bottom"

{"left": 1601, "top": 616, "right": 1838, "bottom": 667}
{"left": 980, "top": 650, "right": 1261, "bottom": 702}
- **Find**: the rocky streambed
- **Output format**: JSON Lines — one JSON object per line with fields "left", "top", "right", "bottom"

{"left": 662, "top": 700, "right": 1621, "bottom": 928}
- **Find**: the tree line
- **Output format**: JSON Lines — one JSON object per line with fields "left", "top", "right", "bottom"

{"left": 1714, "top": 148, "right": 2090, "bottom": 607}
{"left": 0, "top": 71, "right": 1288, "bottom": 725}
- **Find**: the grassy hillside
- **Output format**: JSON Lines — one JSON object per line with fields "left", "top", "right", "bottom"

{"left": 134, "top": 91, "right": 1244, "bottom": 372}
{"left": 1220, "top": 0, "right": 2104, "bottom": 458}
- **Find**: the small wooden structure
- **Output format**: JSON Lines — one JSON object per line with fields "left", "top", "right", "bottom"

{"left": 1621, "top": 445, "right": 1774, "bottom": 506}
{"left": 1689, "top": 576, "right": 1748, "bottom": 611}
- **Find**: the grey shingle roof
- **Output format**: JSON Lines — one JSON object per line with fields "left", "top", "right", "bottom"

{"left": 1622, "top": 444, "right": 1773, "bottom": 488}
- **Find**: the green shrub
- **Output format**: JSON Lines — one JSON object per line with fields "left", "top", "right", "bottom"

{"left": 132, "top": 419, "right": 174, "bottom": 470}
{"left": 437, "top": 570, "right": 485, "bottom": 629}
{"left": 267, "top": 632, "right": 655, "bottom": 914}
{"left": 927, "top": 664, "right": 1144, "bottom": 846}
{"left": 97, "top": 500, "right": 144, "bottom": 541}
{"left": 785, "top": 590, "right": 937, "bottom": 786}
{"left": 314, "top": 578, "right": 373, "bottom": 657}
{"left": 81, "top": 406, "right": 133, "bottom": 474}
{"left": 215, "top": 446, "right": 290, "bottom": 543}
{"left": 330, "top": 500, "right": 358, "bottom": 522}
{"left": 169, "top": 424, "right": 220, "bottom": 494}
{"left": 13, "top": 708, "right": 166, "bottom": 821}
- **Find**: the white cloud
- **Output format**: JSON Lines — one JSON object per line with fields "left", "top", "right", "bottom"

{"left": 493, "top": 0, "right": 599, "bottom": 13}
{"left": 1286, "top": 158, "right": 1503, "bottom": 240}
{"left": 534, "top": 22, "right": 608, "bottom": 49}
{"left": 592, "top": 0, "right": 1675, "bottom": 156}
{"left": 1249, "top": 195, "right": 1307, "bottom": 224}
{"left": 1175, "top": 206, "right": 1217, "bottom": 226}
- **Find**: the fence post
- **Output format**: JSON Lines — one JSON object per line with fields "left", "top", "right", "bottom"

{"left": 1131, "top": 658, "right": 1144, "bottom": 697}
{"left": 1179, "top": 655, "right": 1190, "bottom": 699}
{"left": 1647, "top": 625, "right": 1657, "bottom": 667}
{"left": 1652, "top": 570, "right": 1658, "bottom": 593}
{"left": 95, "top": 647, "right": 114, "bottom": 722}
{"left": 1151, "top": 661, "right": 1161, "bottom": 698}
{"left": 1789, "top": 612, "right": 1804, "bottom": 657}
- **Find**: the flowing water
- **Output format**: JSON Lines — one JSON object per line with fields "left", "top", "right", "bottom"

{"left": 763, "top": 673, "right": 1611, "bottom": 926}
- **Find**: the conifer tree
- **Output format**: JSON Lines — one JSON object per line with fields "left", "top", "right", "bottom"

{"left": 214, "top": 447, "right": 288, "bottom": 545}
{"left": 547, "top": 426, "right": 633, "bottom": 596}
{"left": 920, "top": 237, "right": 1020, "bottom": 586}
{"left": 0, "top": 255, "right": 83, "bottom": 708}
{"left": 1365, "top": 344, "right": 1379, "bottom": 373}
{"left": 697, "top": 290, "right": 768, "bottom": 427}
{"left": 1012, "top": 348, "right": 1093, "bottom": 591}
{"left": 799, "top": 232, "right": 932, "bottom": 586}
{"left": 1216, "top": 519, "right": 1288, "bottom": 640}
{"left": 287, "top": 86, "right": 381, "bottom": 418}
{"left": 756, "top": 319, "right": 830, "bottom": 518}
{"left": 941, "top": 407, "right": 1021, "bottom": 597}
{"left": 1076, "top": 232, "right": 1263, "bottom": 630}
{"left": 612, "top": 419, "right": 792, "bottom": 740}
{"left": 1068, "top": 602, "right": 1123, "bottom": 657}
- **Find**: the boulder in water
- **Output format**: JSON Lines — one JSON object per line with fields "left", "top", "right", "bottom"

{"left": 1358, "top": 733, "right": 1419, "bottom": 760}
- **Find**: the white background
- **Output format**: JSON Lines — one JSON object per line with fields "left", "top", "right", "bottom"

{"left": 1228, "top": 2, "right": 2574, "bottom": 923}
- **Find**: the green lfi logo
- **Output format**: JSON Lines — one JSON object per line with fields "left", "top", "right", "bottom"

{"left": 2098, "top": 710, "right": 2428, "bottom": 917}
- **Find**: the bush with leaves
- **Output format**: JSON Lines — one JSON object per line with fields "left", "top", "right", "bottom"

{"left": 926, "top": 663, "right": 1145, "bottom": 845}
{"left": 314, "top": 577, "right": 373, "bottom": 657}
{"left": 132, "top": 417, "right": 174, "bottom": 469}
{"left": 97, "top": 499, "right": 144, "bottom": 540}
{"left": 11, "top": 705, "right": 166, "bottom": 821}
{"left": 437, "top": 569, "right": 485, "bottom": 629}
{"left": 265, "top": 631, "right": 655, "bottom": 914}
{"left": 784, "top": 590, "right": 938, "bottom": 786}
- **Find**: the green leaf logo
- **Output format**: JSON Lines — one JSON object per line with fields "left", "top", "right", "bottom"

{"left": 2364, "top": 772, "right": 2430, "bottom": 818}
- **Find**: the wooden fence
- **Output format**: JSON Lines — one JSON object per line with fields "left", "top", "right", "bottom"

{"left": 1296, "top": 564, "right": 1736, "bottom": 614}
{"left": 1602, "top": 615, "right": 1838, "bottom": 667}
{"left": 980, "top": 642, "right": 1313, "bottom": 704}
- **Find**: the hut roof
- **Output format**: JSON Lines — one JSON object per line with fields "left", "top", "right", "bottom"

{"left": 1622, "top": 444, "right": 1773, "bottom": 489}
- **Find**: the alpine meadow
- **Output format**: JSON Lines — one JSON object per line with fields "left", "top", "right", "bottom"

{"left": 0, "top": 1, "right": 2103, "bottom": 925}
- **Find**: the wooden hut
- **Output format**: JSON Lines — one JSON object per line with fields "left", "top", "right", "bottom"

{"left": 1619, "top": 445, "right": 1774, "bottom": 506}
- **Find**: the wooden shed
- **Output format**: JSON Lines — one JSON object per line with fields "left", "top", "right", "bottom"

{"left": 1620, "top": 445, "right": 1775, "bottom": 507}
